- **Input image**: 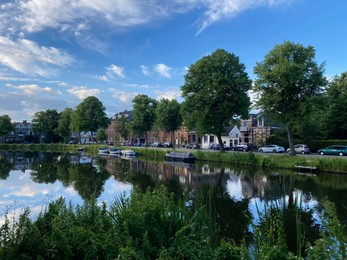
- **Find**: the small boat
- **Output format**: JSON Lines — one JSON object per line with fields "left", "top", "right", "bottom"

{"left": 109, "top": 148, "right": 121, "bottom": 155}
{"left": 121, "top": 149, "right": 137, "bottom": 156}
{"left": 98, "top": 147, "right": 109, "bottom": 155}
{"left": 164, "top": 152, "right": 195, "bottom": 163}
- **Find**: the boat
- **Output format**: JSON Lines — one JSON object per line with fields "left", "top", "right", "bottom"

{"left": 121, "top": 149, "right": 137, "bottom": 156}
{"left": 98, "top": 147, "right": 109, "bottom": 155}
{"left": 164, "top": 152, "right": 195, "bottom": 163}
{"left": 109, "top": 148, "right": 121, "bottom": 155}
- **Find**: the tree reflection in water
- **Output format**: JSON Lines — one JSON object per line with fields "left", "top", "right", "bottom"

{"left": 1, "top": 151, "right": 347, "bottom": 253}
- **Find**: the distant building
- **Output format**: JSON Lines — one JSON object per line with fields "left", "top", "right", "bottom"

{"left": 6, "top": 120, "right": 34, "bottom": 143}
{"left": 239, "top": 112, "right": 272, "bottom": 147}
{"left": 201, "top": 125, "right": 242, "bottom": 149}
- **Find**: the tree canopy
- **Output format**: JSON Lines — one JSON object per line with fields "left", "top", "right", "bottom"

{"left": 0, "top": 115, "right": 15, "bottom": 142}
{"left": 156, "top": 99, "right": 182, "bottom": 148}
{"left": 131, "top": 94, "right": 157, "bottom": 144}
{"left": 115, "top": 115, "right": 130, "bottom": 142}
{"left": 57, "top": 108, "right": 73, "bottom": 143}
{"left": 32, "top": 109, "right": 60, "bottom": 143}
{"left": 324, "top": 72, "right": 347, "bottom": 139}
{"left": 71, "top": 96, "right": 109, "bottom": 139}
{"left": 253, "top": 41, "right": 326, "bottom": 155}
{"left": 181, "top": 48, "right": 252, "bottom": 151}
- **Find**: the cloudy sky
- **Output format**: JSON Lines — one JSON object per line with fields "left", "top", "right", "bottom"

{"left": 0, "top": 0, "right": 346, "bottom": 121}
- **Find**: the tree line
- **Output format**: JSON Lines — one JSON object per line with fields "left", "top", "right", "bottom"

{"left": 0, "top": 41, "right": 346, "bottom": 154}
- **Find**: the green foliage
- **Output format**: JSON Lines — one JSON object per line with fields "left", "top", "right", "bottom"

{"left": 0, "top": 115, "right": 15, "bottom": 141}
{"left": 131, "top": 94, "right": 157, "bottom": 138}
{"left": 253, "top": 41, "right": 327, "bottom": 155}
{"left": 324, "top": 72, "right": 347, "bottom": 139}
{"left": 96, "top": 128, "right": 107, "bottom": 142}
{"left": 307, "top": 199, "right": 347, "bottom": 259}
{"left": 0, "top": 186, "right": 346, "bottom": 259}
{"left": 156, "top": 98, "right": 182, "bottom": 148}
{"left": 32, "top": 109, "right": 61, "bottom": 143}
{"left": 181, "top": 49, "right": 251, "bottom": 150}
{"left": 71, "top": 96, "right": 109, "bottom": 135}
{"left": 56, "top": 108, "right": 73, "bottom": 143}
{"left": 115, "top": 115, "right": 130, "bottom": 141}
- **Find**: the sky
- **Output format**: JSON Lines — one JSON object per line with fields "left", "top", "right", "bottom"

{"left": 0, "top": 0, "right": 347, "bottom": 122}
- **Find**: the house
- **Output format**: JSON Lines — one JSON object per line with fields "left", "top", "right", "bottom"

{"left": 201, "top": 126, "right": 242, "bottom": 149}
{"left": 239, "top": 111, "right": 272, "bottom": 147}
{"left": 6, "top": 120, "right": 34, "bottom": 143}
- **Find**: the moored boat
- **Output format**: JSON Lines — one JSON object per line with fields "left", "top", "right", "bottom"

{"left": 109, "top": 148, "right": 121, "bottom": 155}
{"left": 98, "top": 147, "right": 109, "bottom": 155}
{"left": 164, "top": 152, "right": 195, "bottom": 163}
{"left": 121, "top": 149, "right": 137, "bottom": 156}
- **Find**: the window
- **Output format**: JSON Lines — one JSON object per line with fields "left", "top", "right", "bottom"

{"left": 204, "top": 136, "right": 208, "bottom": 143}
{"left": 209, "top": 136, "right": 214, "bottom": 143}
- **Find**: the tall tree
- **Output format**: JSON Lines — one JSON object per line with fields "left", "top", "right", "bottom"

{"left": 0, "top": 115, "right": 15, "bottom": 143}
{"left": 115, "top": 115, "right": 130, "bottom": 143}
{"left": 324, "top": 72, "right": 347, "bottom": 139}
{"left": 56, "top": 108, "right": 73, "bottom": 143}
{"left": 131, "top": 94, "right": 157, "bottom": 145}
{"left": 71, "top": 96, "right": 109, "bottom": 142}
{"left": 253, "top": 41, "right": 326, "bottom": 155}
{"left": 181, "top": 49, "right": 251, "bottom": 151}
{"left": 32, "top": 109, "right": 60, "bottom": 143}
{"left": 156, "top": 98, "right": 182, "bottom": 148}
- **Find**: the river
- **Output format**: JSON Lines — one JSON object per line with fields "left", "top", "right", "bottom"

{"left": 1, "top": 151, "right": 347, "bottom": 250}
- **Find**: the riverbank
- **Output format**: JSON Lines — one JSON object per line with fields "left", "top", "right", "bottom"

{"left": 1, "top": 144, "right": 347, "bottom": 173}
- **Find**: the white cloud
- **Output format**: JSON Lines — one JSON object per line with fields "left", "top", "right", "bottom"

{"left": 107, "top": 64, "right": 125, "bottom": 78}
{"left": 67, "top": 86, "right": 101, "bottom": 99}
{"left": 13, "top": 84, "right": 56, "bottom": 96}
{"left": 0, "top": 36, "right": 74, "bottom": 77}
{"left": 154, "top": 63, "right": 172, "bottom": 78}
{"left": 140, "top": 65, "right": 150, "bottom": 76}
{"left": 97, "top": 75, "right": 109, "bottom": 81}
{"left": 154, "top": 88, "right": 182, "bottom": 100}
{"left": 196, "top": 0, "right": 291, "bottom": 34}
{"left": 0, "top": 0, "right": 291, "bottom": 38}
{"left": 109, "top": 88, "right": 137, "bottom": 104}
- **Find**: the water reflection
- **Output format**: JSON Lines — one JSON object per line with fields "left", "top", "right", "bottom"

{"left": 1, "top": 151, "right": 347, "bottom": 247}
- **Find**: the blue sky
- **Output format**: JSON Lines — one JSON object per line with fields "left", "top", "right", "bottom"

{"left": 0, "top": 0, "right": 346, "bottom": 122}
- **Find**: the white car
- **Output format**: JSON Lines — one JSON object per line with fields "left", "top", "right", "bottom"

{"left": 258, "top": 144, "right": 285, "bottom": 153}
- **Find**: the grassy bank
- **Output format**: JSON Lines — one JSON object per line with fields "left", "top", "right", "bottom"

{"left": 134, "top": 147, "right": 347, "bottom": 174}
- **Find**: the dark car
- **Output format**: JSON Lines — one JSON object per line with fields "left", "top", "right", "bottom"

{"left": 318, "top": 145, "right": 347, "bottom": 156}
{"left": 210, "top": 143, "right": 221, "bottom": 150}
{"left": 231, "top": 144, "right": 251, "bottom": 152}
{"left": 162, "top": 141, "right": 173, "bottom": 148}
{"left": 186, "top": 143, "right": 200, "bottom": 149}
{"left": 133, "top": 143, "right": 143, "bottom": 147}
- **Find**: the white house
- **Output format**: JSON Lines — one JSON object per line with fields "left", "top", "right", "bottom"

{"left": 201, "top": 126, "right": 242, "bottom": 149}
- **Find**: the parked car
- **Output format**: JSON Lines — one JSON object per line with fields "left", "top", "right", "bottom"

{"left": 162, "top": 141, "right": 173, "bottom": 148}
{"left": 287, "top": 144, "right": 310, "bottom": 154}
{"left": 210, "top": 143, "right": 221, "bottom": 150}
{"left": 186, "top": 143, "right": 200, "bottom": 149}
{"left": 231, "top": 144, "right": 251, "bottom": 152}
{"left": 133, "top": 143, "right": 142, "bottom": 147}
{"left": 258, "top": 144, "right": 285, "bottom": 153}
{"left": 318, "top": 145, "right": 347, "bottom": 156}
{"left": 150, "top": 142, "right": 162, "bottom": 147}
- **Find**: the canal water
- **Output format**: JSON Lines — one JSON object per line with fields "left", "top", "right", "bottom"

{"left": 1, "top": 151, "right": 347, "bottom": 250}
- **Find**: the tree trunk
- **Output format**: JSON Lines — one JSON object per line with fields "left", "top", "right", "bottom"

{"left": 217, "top": 134, "right": 224, "bottom": 152}
{"left": 171, "top": 130, "right": 175, "bottom": 149}
{"left": 287, "top": 124, "right": 295, "bottom": 156}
